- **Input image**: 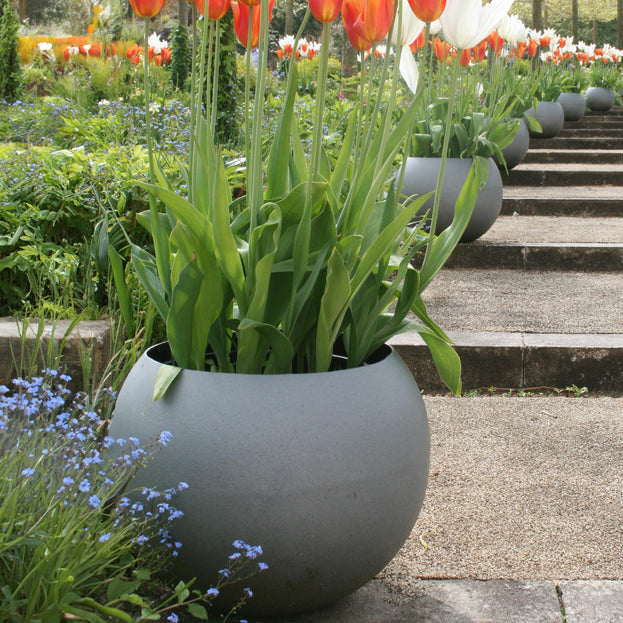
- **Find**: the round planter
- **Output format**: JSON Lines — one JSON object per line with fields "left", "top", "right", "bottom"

{"left": 527, "top": 101, "right": 565, "bottom": 138}
{"left": 110, "top": 342, "right": 430, "bottom": 617}
{"left": 557, "top": 91, "right": 586, "bottom": 121}
{"left": 498, "top": 117, "right": 530, "bottom": 170}
{"left": 585, "top": 86, "right": 615, "bottom": 111}
{"left": 401, "top": 156, "right": 503, "bottom": 243}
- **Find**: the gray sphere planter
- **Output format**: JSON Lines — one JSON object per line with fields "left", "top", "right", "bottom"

{"left": 586, "top": 86, "right": 615, "bottom": 111}
{"left": 401, "top": 156, "right": 503, "bottom": 242}
{"left": 527, "top": 101, "right": 565, "bottom": 138}
{"left": 557, "top": 92, "right": 586, "bottom": 121}
{"left": 110, "top": 342, "right": 430, "bottom": 617}
{"left": 498, "top": 117, "right": 530, "bottom": 170}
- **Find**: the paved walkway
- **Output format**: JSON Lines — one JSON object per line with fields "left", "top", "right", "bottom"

{"left": 248, "top": 396, "right": 623, "bottom": 622}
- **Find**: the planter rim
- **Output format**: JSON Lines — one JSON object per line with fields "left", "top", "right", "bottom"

{"left": 145, "top": 340, "right": 394, "bottom": 379}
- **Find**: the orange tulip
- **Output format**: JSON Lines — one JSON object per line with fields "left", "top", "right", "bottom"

{"left": 407, "top": 0, "right": 445, "bottom": 22}
{"left": 433, "top": 36, "right": 451, "bottom": 61}
{"left": 527, "top": 38, "right": 538, "bottom": 57}
{"left": 88, "top": 43, "right": 102, "bottom": 57}
{"left": 459, "top": 48, "right": 471, "bottom": 66}
{"left": 127, "top": 43, "right": 139, "bottom": 59}
{"left": 239, "top": 0, "right": 261, "bottom": 6}
{"left": 129, "top": 0, "right": 166, "bottom": 18}
{"left": 473, "top": 39, "right": 487, "bottom": 62}
{"left": 350, "top": 0, "right": 394, "bottom": 44}
{"left": 513, "top": 41, "right": 527, "bottom": 58}
{"left": 308, "top": 0, "right": 343, "bottom": 23}
{"left": 194, "top": 0, "right": 232, "bottom": 19}
{"left": 409, "top": 30, "right": 426, "bottom": 52}
{"left": 232, "top": 0, "right": 274, "bottom": 48}
{"left": 539, "top": 35, "right": 551, "bottom": 48}
{"left": 341, "top": 0, "right": 372, "bottom": 50}
{"left": 487, "top": 30, "right": 503, "bottom": 56}
{"left": 161, "top": 47, "right": 172, "bottom": 63}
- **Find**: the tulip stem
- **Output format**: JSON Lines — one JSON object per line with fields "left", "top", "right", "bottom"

{"left": 310, "top": 21, "right": 331, "bottom": 181}
{"left": 428, "top": 51, "right": 461, "bottom": 240}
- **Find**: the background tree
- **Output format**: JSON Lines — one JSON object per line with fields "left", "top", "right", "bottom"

{"left": 0, "top": 0, "right": 21, "bottom": 102}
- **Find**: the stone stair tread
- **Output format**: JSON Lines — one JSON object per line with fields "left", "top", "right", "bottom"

{"left": 417, "top": 268, "right": 622, "bottom": 335}
{"left": 527, "top": 148, "right": 623, "bottom": 156}
{"left": 511, "top": 162, "right": 623, "bottom": 172}
{"left": 479, "top": 215, "right": 623, "bottom": 244}
{"left": 504, "top": 185, "right": 623, "bottom": 200}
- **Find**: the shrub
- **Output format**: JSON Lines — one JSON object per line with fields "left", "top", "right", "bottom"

{"left": 0, "top": 0, "right": 22, "bottom": 102}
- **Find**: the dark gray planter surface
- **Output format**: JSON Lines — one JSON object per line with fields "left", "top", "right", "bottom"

{"left": 557, "top": 91, "right": 586, "bottom": 121}
{"left": 527, "top": 101, "right": 565, "bottom": 138}
{"left": 499, "top": 117, "right": 530, "bottom": 170}
{"left": 110, "top": 343, "right": 430, "bottom": 617}
{"left": 586, "top": 87, "right": 616, "bottom": 111}
{"left": 401, "top": 157, "right": 503, "bottom": 243}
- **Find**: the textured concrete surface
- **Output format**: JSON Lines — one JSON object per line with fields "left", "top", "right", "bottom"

{"left": 559, "top": 581, "right": 623, "bottom": 622}
{"left": 245, "top": 396, "right": 623, "bottom": 623}
{"left": 419, "top": 269, "right": 623, "bottom": 335}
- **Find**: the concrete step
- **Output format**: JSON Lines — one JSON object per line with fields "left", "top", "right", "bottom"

{"left": 503, "top": 162, "right": 623, "bottom": 186}
{"left": 558, "top": 127, "right": 623, "bottom": 137}
{"left": 443, "top": 216, "right": 623, "bottom": 271}
{"left": 564, "top": 119, "right": 623, "bottom": 130}
{"left": 390, "top": 268, "right": 623, "bottom": 391}
{"left": 585, "top": 106, "right": 623, "bottom": 117}
{"left": 502, "top": 186, "right": 623, "bottom": 217}
{"left": 523, "top": 149, "right": 623, "bottom": 165}
{"left": 534, "top": 136, "right": 623, "bottom": 150}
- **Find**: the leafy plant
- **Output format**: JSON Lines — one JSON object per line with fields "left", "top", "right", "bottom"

{"left": 0, "top": 370, "right": 268, "bottom": 621}
{"left": 169, "top": 22, "right": 192, "bottom": 91}
{"left": 589, "top": 58, "right": 621, "bottom": 90}
{"left": 0, "top": 0, "right": 21, "bottom": 102}
{"left": 117, "top": 1, "right": 485, "bottom": 395}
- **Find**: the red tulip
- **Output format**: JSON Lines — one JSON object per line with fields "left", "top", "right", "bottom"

{"left": 308, "top": 0, "right": 343, "bottom": 23}
{"left": 342, "top": 0, "right": 372, "bottom": 50}
{"left": 407, "top": 0, "right": 445, "bottom": 22}
{"left": 161, "top": 47, "right": 172, "bottom": 63}
{"left": 350, "top": 0, "right": 394, "bottom": 44}
{"left": 88, "top": 43, "right": 102, "bottom": 57}
{"left": 239, "top": 0, "right": 261, "bottom": 6}
{"left": 473, "top": 39, "right": 487, "bottom": 62}
{"left": 128, "top": 0, "right": 166, "bottom": 18}
{"left": 194, "top": 0, "right": 231, "bottom": 19}
{"left": 232, "top": 0, "right": 274, "bottom": 48}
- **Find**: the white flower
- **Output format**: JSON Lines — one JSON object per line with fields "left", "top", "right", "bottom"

{"left": 429, "top": 19, "right": 443, "bottom": 35}
{"left": 390, "top": 0, "right": 424, "bottom": 93}
{"left": 440, "top": 0, "right": 515, "bottom": 51}
{"left": 148, "top": 33, "right": 168, "bottom": 55}
{"left": 498, "top": 13, "right": 526, "bottom": 44}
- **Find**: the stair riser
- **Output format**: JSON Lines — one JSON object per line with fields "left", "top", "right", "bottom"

{"left": 563, "top": 121, "right": 623, "bottom": 130}
{"left": 442, "top": 244, "right": 623, "bottom": 272}
{"left": 558, "top": 128, "right": 623, "bottom": 137}
{"left": 502, "top": 198, "right": 623, "bottom": 217}
{"left": 535, "top": 138, "right": 623, "bottom": 149}
{"left": 504, "top": 170, "right": 623, "bottom": 186}
{"left": 392, "top": 338, "right": 623, "bottom": 392}
{"left": 522, "top": 151, "right": 623, "bottom": 164}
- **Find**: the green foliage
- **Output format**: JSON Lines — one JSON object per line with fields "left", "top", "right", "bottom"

{"left": 170, "top": 22, "right": 192, "bottom": 91}
{"left": 0, "top": 0, "right": 22, "bottom": 102}
{"left": 0, "top": 145, "right": 153, "bottom": 316}
{"left": 0, "top": 371, "right": 268, "bottom": 620}
{"left": 589, "top": 59, "right": 621, "bottom": 89}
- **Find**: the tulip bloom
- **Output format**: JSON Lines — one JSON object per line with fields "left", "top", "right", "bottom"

{"left": 342, "top": 0, "right": 372, "bottom": 50}
{"left": 439, "top": 0, "right": 513, "bottom": 51}
{"left": 527, "top": 38, "right": 538, "bottom": 57}
{"left": 407, "top": 0, "right": 445, "bottom": 22}
{"left": 487, "top": 30, "right": 503, "bottom": 55}
{"left": 195, "top": 0, "right": 231, "bottom": 19}
{"left": 232, "top": 0, "right": 274, "bottom": 48}
{"left": 129, "top": 0, "right": 166, "bottom": 18}
{"left": 309, "top": 0, "right": 344, "bottom": 23}
{"left": 350, "top": 0, "right": 395, "bottom": 44}
{"left": 433, "top": 36, "right": 451, "bottom": 61}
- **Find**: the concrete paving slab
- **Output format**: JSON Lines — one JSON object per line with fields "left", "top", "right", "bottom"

{"left": 381, "top": 396, "right": 623, "bottom": 581}
{"left": 419, "top": 269, "right": 623, "bottom": 335}
{"left": 249, "top": 580, "right": 563, "bottom": 623}
{"left": 559, "top": 580, "right": 623, "bottom": 622}
{"left": 524, "top": 149, "right": 623, "bottom": 164}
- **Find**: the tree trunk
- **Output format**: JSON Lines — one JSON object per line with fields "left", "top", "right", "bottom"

{"left": 285, "top": 0, "right": 293, "bottom": 35}
{"left": 618, "top": 0, "right": 623, "bottom": 49}
{"left": 571, "top": 0, "right": 578, "bottom": 41}
{"left": 532, "top": 0, "right": 542, "bottom": 30}
{"left": 593, "top": 18, "right": 598, "bottom": 45}
{"left": 178, "top": 0, "right": 188, "bottom": 26}
{"left": 18, "top": 0, "right": 25, "bottom": 21}
{"left": 341, "top": 31, "right": 357, "bottom": 79}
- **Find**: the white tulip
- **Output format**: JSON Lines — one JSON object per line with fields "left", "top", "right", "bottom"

{"left": 439, "top": 0, "right": 515, "bottom": 51}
